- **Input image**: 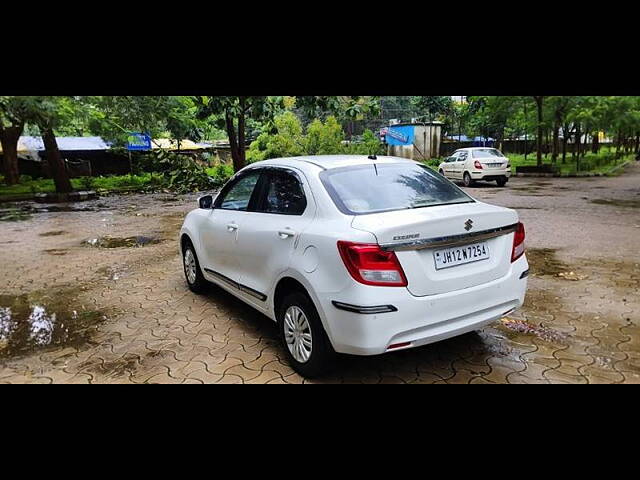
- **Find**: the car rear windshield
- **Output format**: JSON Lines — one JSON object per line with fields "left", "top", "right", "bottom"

{"left": 472, "top": 148, "right": 504, "bottom": 158}
{"left": 320, "top": 163, "right": 474, "bottom": 215}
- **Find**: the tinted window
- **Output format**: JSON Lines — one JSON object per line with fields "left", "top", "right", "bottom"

{"left": 458, "top": 151, "right": 468, "bottom": 161}
{"left": 261, "top": 170, "right": 307, "bottom": 215}
{"left": 473, "top": 148, "right": 504, "bottom": 158}
{"left": 218, "top": 171, "right": 261, "bottom": 211}
{"left": 320, "top": 163, "right": 473, "bottom": 215}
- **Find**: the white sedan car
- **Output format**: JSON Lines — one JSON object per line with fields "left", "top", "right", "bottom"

{"left": 439, "top": 147, "right": 511, "bottom": 187}
{"left": 180, "top": 155, "right": 528, "bottom": 377}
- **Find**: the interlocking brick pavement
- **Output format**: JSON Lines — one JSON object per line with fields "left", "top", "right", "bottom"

{"left": 1, "top": 163, "right": 639, "bottom": 384}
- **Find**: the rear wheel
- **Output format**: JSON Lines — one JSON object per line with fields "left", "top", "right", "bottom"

{"left": 496, "top": 177, "right": 508, "bottom": 187}
{"left": 182, "top": 239, "right": 207, "bottom": 294}
{"left": 463, "top": 172, "right": 474, "bottom": 187}
{"left": 278, "top": 291, "right": 337, "bottom": 378}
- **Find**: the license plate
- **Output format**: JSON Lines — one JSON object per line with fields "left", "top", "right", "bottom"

{"left": 434, "top": 242, "right": 490, "bottom": 270}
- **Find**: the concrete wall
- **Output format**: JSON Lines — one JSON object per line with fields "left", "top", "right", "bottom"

{"left": 387, "top": 124, "right": 442, "bottom": 160}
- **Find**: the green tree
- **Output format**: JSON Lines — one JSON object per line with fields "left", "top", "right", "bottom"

{"left": 0, "top": 96, "right": 27, "bottom": 185}
{"left": 410, "top": 96, "right": 453, "bottom": 122}
{"left": 194, "top": 96, "right": 285, "bottom": 172}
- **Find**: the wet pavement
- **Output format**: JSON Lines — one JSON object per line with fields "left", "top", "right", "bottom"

{"left": 1, "top": 166, "right": 639, "bottom": 384}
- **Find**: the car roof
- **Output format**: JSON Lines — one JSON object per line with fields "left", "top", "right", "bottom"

{"left": 248, "top": 155, "right": 416, "bottom": 171}
{"left": 455, "top": 147, "right": 500, "bottom": 151}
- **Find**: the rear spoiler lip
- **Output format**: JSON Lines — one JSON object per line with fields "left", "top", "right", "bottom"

{"left": 380, "top": 223, "right": 518, "bottom": 252}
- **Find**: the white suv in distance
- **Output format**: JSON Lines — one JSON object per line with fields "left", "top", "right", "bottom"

{"left": 439, "top": 147, "right": 511, "bottom": 187}
{"left": 180, "top": 155, "right": 528, "bottom": 377}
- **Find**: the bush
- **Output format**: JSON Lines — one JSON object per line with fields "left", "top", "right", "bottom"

{"left": 206, "top": 164, "right": 234, "bottom": 186}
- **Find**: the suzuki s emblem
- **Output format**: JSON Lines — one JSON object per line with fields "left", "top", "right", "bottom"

{"left": 464, "top": 219, "right": 473, "bottom": 231}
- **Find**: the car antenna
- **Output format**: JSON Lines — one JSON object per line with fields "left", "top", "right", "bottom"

{"left": 368, "top": 154, "right": 379, "bottom": 175}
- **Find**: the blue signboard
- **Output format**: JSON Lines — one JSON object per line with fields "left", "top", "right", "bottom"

{"left": 127, "top": 133, "right": 152, "bottom": 151}
{"left": 385, "top": 125, "right": 415, "bottom": 146}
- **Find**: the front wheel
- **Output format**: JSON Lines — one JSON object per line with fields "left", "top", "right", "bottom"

{"left": 183, "top": 240, "right": 207, "bottom": 294}
{"left": 463, "top": 172, "right": 474, "bottom": 187}
{"left": 278, "top": 292, "right": 337, "bottom": 378}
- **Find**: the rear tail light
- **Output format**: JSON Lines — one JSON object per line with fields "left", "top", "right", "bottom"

{"left": 337, "top": 241, "right": 408, "bottom": 287}
{"left": 511, "top": 222, "right": 526, "bottom": 262}
{"left": 474, "top": 160, "right": 483, "bottom": 169}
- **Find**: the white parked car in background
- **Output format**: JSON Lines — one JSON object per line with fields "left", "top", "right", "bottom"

{"left": 180, "top": 155, "right": 528, "bottom": 377}
{"left": 439, "top": 147, "right": 511, "bottom": 187}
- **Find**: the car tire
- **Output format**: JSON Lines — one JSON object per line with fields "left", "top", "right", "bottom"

{"left": 182, "top": 239, "right": 208, "bottom": 294}
{"left": 439, "top": 169, "right": 444, "bottom": 175}
{"left": 277, "top": 291, "right": 337, "bottom": 378}
{"left": 463, "top": 172, "right": 474, "bottom": 187}
{"left": 496, "top": 177, "right": 508, "bottom": 187}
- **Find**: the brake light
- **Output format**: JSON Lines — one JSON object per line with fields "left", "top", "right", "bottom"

{"left": 337, "top": 241, "right": 408, "bottom": 287}
{"left": 511, "top": 222, "right": 526, "bottom": 262}
{"left": 474, "top": 160, "right": 483, "bottom": 169}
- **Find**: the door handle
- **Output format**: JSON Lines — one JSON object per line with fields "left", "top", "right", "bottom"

{"left": 227, "top": 223, "right": 239, "bottom": 232}
{"left": 278, "top": 229, "right": 296, "bottom": 239}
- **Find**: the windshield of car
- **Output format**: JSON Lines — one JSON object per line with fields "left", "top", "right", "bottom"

{"left": 472, "top": 148, "right": 504, "bottom": 158}
{"left": 320, "top": 163, "right": 474, "bottom": 215}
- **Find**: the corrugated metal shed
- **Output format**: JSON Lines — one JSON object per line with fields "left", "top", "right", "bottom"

{"left": 0, "top": 136, "right": 111, "bottom": 154}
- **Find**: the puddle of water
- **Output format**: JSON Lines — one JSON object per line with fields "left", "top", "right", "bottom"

{"left": 95, "top": 265, "right": 131, "bottom": 281}
{"left": 590, "top": 199, "right": 640, "bottom": 208}
{"left": 83, "top": 235, "right": 161, "bottom": 248}
{"left": 0, "top": 291, "right": 107, "bottom": 358}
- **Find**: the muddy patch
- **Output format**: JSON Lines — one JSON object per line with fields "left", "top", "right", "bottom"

{"left": 590, "top": 198, "right": 640, "bottom": 208}
{"left": 39, "top": 230, "right": 68, "bottom": 237}
{"left": 83, "top": 235, "right": 162, "bottom": 248}
{"left": 43, "top": 249, "right": 69, "bottom": 256}
{"left": 526, "top": 248, "right": 588, "bottom": 280}
{"left": 500, "top": 317, "right": 567, "bottom": 343}
{"left": 0, "top": 290, "right": 108, "bottom": 358}
{"left": 0, "top": 207, "right": 32, "bottom": 222}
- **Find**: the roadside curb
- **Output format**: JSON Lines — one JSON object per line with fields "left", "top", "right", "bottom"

{"left": 514, "top": 159, "right": 633, "bottom": 178}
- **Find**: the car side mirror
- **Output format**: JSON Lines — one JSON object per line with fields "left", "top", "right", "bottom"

{"left": 199, "top": 195, "right": 213, "bottom": 209}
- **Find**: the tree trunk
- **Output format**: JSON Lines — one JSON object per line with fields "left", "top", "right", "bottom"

{"left": 562, "top": 123, "right": 570, "bottom": 164}
{"left": 582, "top": 129, "right": 589, "bottom": 158}
{"left": 533, "top": 96, "right": 544, "bottom": 167}
{"left": 42, "top": 126, "right": 72, "bottom": 193}
{"left": 592, "top": 131, "right": 599, "bottom": 154}
{"left": 635, "top": 133, "right": 639, "bottom": 154}
{"left": 237, "top": 97, "right": 246, "bottom": 168}
{"left": 551, "top": 115, "right": 560, "bottom": 164}
{"left": 225, "top": 111, "right": 241, "bottom": 172}
{"left": 574, "top": 124, "right": 581, "bottom": 160}
{"left": 0, "top": 123, "right": 23, "bottom": 185}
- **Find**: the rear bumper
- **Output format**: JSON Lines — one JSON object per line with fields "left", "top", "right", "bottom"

{"left": 470, "top": 169, "right": 511, "bottom": 180}
{"left": 316, "top": 255, "right": 528, "bottom": 356}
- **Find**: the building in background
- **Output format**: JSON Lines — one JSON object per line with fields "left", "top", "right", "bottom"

{"left": 381, "top": 122, "right": 443, "bottom": 160}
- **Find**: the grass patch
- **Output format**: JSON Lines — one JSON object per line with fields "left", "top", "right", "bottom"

{"left": 424, "top": 147, "right": 633, "bottom": 176}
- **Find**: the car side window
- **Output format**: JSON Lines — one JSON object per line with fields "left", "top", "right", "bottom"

{"left": 260, "top": 169, "right": 307, "bottom": 215}
{"left": 216, "top": 171, "right": 262, "bottom": 211}
{"left": 458, "top": 152, "right": 468, "bottom": 162}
